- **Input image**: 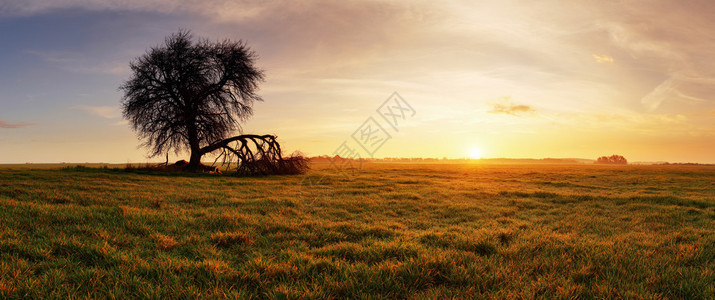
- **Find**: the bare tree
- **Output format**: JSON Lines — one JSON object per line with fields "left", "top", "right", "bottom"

{"left": 121, "top": 30, "right": 305, "bottom": 174}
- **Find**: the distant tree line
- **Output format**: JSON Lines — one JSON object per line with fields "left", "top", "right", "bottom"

{"left": 596, "top": 155, "right": 627, "bottom": 165}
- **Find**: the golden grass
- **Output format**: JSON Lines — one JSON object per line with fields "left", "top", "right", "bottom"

{"left": 0, "top": 162, "right": 713, "bottom": 298}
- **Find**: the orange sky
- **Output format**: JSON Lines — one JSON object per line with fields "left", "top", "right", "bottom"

{"left": 1, "top": 0, "right": 714, "bottom": 163}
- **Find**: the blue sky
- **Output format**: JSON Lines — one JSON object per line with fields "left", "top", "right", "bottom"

{"left": 1, "top": 1, "right": 714, "bottom": 163}
{"left": 1, "top": 8, "right": 183, "bottom": 162}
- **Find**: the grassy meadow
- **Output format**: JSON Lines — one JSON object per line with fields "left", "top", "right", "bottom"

{"left": 0, "top": 162, "right": 713, "bottom": 298}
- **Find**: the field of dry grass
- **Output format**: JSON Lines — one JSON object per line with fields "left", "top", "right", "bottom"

{"left": 0, "top": 162, "right": 713, "bottom": 298}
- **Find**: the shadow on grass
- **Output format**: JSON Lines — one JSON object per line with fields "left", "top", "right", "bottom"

{"left": 59, "top": 165, "right": 294, "bottom": 179}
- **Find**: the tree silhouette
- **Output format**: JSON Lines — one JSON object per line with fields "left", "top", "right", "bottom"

{"left": 121, "top": 30, "right": 305, "bottom": 174}
{"left": 596, "top": 155, "right": 628, "bottom": 165}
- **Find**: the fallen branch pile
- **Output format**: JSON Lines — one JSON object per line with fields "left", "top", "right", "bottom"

{"left": 203, "top": 134, "right": 308, "bottom": 175}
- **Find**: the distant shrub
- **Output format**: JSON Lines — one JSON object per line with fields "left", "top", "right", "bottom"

{"left": 596, "top": 154, "right": 627, "bottom": 164}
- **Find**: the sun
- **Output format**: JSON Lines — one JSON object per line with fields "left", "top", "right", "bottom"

{"left": 468, "top": 148, "right": 483, "bottom": 159}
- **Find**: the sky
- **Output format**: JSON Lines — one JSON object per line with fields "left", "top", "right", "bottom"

{"left": 1, "top": 0, "right": 714, "bottom": 164}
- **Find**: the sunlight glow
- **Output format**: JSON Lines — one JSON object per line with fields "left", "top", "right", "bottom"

{"left": 468, "top": 148, "right": 483, "bottom": 159}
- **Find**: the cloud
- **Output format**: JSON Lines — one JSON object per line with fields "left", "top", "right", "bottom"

{"left": 592, "top": 54, "right": 613, "bottom": 63}
{"left": 112, "top": 120, "right": 130, "bottom": 126}
{"left": 489, "top": 97, "right": 536, "bottom": 116}
{"left": 0, "top": 0, "right": 368, "bottom": 22}
{"left": 76, "top": 105, "right": 121, "bottom": 119}
{"left": 552, "top": 112, "right": 695, "bottom": 135}
{"left": 640, "top": 75, "right": 710, "bottom": 112}
{"left": 0, "top": 0, "right": 174, "bottom": 17}
{"left": 640, "top": 77, "right": 677, "bottom": 112}
{"left": 0, "top": 121, "right": 35, "bottom": 128}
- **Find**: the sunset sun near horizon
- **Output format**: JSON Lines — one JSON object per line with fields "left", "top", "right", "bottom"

{"left": 468, "top": 147, "right": 484, "bottom": 159}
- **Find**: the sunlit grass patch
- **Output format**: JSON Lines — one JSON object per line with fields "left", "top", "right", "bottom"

{"left": 0, "top": 163, "right": 713, "bottom": 298}
{"left": 153, "top": 233, "right": 179, "bottom": 251}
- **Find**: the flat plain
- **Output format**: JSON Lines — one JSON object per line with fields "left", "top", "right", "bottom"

{"left": 0, "top": 163, "right": 713, "bottom": 298}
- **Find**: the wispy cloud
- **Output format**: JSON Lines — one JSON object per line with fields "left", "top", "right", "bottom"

{"left": 551, "top": 112, "right": 694, "bottom": 135}
{"left": 641, "top": 75, "right": 710, "bottom": 112}
{"left": 592, "top": 54, "right": 613, "bottom": 63}
{"left": 76, "top": 105, "right": 121, "bottom": 119}
{"left": 0, "top": 121, "right": 35, "bottom": 129}
{"left": 112, "top": 120, "right": 130, "bottom": 126}
{"left": 489, "top": 97, "right": 536, "bottom": 116}
{"left": 1, "top": 0, "right": 301, "bottom": 21}
{"left": 640, "top": 77, "right": 677, "bottom": 112}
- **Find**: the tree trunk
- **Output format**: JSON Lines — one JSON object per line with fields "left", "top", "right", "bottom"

{"left": 187, "top": 148, "right": 203, "bottom": 171}
{"left": 186, "top": 120, "right": 202, "bottom": 171}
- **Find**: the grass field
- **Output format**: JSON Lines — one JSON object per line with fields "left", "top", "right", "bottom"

{"left": 0, "top": 163, "right": 713, "bottom": 298}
